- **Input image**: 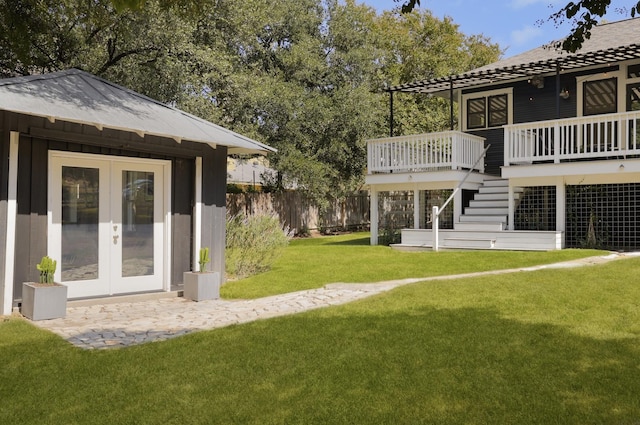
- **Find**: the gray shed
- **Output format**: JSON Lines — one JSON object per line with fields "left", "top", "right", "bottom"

{"left": 0, "top": 69, "right": 274, "bottom": 314}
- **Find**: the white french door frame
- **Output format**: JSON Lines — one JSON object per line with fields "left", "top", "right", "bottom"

{"left": 48, "top": 151, "right": 172, "bottom": 298}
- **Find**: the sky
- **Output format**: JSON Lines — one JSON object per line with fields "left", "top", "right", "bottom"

{"left": 361, "top": 0, "right": 638, "bottom": 58}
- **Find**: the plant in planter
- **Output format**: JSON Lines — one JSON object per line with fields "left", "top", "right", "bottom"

{"left": 199, "top": 246, "right": 210, "bottom": 272}
{"left": 183, "top": 247, "right": 220, "bottom": 301}
{"left": 22, "top": 256, "right": 68, "bottom": 321}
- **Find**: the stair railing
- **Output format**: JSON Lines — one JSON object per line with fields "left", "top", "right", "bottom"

{"left": 432, "top": 145, "right": 490, "bottom": 251}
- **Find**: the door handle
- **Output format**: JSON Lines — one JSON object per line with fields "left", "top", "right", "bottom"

{"left": 113, "top": 234, "right": 119, "bottom": 245}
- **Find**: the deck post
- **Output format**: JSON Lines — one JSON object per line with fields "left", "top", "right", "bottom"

{"left": 556, "top": 179, "right": 566, "bottom": 233}
{"left": 432, "top": 206, "right": 439, "bottom": 251}
{"left": 413, "top": 188, "right": 420, "bottom": 229}
{"left": 370, "top": 188, "right": 379, "bottom": 245}
{"left": 508, "top": 184, "right": 515, "bottom": 231}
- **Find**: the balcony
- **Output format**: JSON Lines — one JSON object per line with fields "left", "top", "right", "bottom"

{"left": 505, "top": 111, "right": 640, "bottom": 166}
{"left": 367, "top": 131, "right": 486, "bottom": 174}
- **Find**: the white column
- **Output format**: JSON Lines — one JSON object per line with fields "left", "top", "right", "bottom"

{"left": 2, "top": 132, "right": 19, "bottom": 315}
{"left": 556, "top": 179, "right": 566, "bottom": 233}
{"left": 370, "top": 188, "right": 379, "bottom": 245}
{"left": 432, "top": 206, "right": 439, "bottom": 251}
{"left": 507, "top": 184, "right": 514, "bottom": 231}
{"left": 453, "top": 187, "right": 462, "bottom": 226}
{"left": 413, "top": 188, "right": 420, "bottom": 229}
{"left": 192, "top": 157, "right": 203, "bottom": 272}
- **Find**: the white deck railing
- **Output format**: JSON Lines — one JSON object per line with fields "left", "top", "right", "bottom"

{"left": 367, "top": 131, "right": 486, "bottom": 174}
{"left": 505, "top": 111, "right": 640, "bottom": 166}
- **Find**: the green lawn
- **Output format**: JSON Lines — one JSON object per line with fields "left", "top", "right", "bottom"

{"left": 222, "top": 232, "right": 606, "bottom": 298}
{"left": 2, "top": 236, "right": 640, "bottom": 424}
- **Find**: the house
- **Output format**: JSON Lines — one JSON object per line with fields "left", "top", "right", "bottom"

{"left": 366, "top": 18, "right": 640, "bottom": 251}
{"left": 227, "top": 156, "right": 272, "bottom": 191}
{"left": 0, "top": 69, "right": 274, "bottom": 316}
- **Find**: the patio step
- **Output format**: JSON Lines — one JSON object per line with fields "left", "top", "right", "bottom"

{"left": 443, "top": 237, "right": 496, "bottom": 249}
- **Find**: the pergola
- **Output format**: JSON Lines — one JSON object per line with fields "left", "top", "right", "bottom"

{"left": 384, "top": 42, "right": 640, "bottom": 134}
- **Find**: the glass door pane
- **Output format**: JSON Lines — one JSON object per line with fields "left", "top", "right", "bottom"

{"left": 61, "top": 166, "right": 99, "bottom": 281}
{"left": 121, "top": 171, "right": 155, "bottom": 277}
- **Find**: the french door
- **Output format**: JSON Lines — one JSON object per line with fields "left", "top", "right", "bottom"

{"left": 49, "top": 152, "right": 169, "bottom": 299}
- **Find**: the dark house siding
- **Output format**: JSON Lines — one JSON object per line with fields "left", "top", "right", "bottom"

{"left": 2, "top": 111, "right": 226, "bottom": 303}
{"left": 461, "top": 68, "right": 607, "bottom": 174}
{"left": 512, "top": 76, "right": 576, "bottom": 123}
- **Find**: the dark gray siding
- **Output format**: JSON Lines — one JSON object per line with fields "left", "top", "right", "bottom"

{"left": 201, "top": 145, "right": 228, "bottom": 283}
{"left": 512, "top": 75, "right": 576, "bottom": 123}
{"left": 172, "top": 157, "right": 194, "bottom": 285}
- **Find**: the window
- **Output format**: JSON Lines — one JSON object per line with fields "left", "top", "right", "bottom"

{"left": 467, "top": 98, "right": 485, "bottom": 129}
{"left": 628, "top": 64, "right": 640, "bottom": 79}
{"left": 627, "top": 83, "right": 640, "bottom": 112}
{"left": 488, "top": 94, "right": 508, "bottom": 127}
{"left": 583, "top": 78, "right": 617, "bottom": 116}
{"left": 466, "top": 93, "right": 508, "bottom": 129}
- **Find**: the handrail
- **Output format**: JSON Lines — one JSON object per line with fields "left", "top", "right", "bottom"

{"left": 432, "top": 144, "right": 490, "bottom": 251}
{"left": 367, "top": 131, "right": 485, "bottom": 174}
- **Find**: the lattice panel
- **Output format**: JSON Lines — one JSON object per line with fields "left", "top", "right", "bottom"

{"left": 424, "top": 189, "right": 454, "bottom": 230}
{"left": 514, "top": 186, "right": 556, "bottom": 231}
{"left": 566, "top": 183, "right": 640, "bottom": 250}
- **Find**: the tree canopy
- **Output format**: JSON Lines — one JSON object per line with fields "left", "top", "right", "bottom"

{"left": 397, "top": 0, "right": 639, "bottom": 52}
{"left": 0, "top": 0, "right": 500, "bottom": 208}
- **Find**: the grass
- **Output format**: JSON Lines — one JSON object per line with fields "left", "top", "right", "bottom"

{"left": 2, "top": 237, "right": 639, "bottom": 424}
{"left": 221, "top": 232, "right": 606, "bottom": 298}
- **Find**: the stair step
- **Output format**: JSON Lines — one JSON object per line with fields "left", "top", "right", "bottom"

{"left": 459, "top": 214, "right": 507, "bottom": 223}
{"left": 469, "top": 199, "right": 508, "bottom": 208}
{"left": 482, "top": 179, "right": 508, "bottom": 187}
{"left": 443, "top": 237, "right": 496, "bottom": 249}
{"left": 478, "top": 186, "right": 509, "bottom": 194}
{"left": 464, "top": 207, "right": 509, "bottom": 215}
{"left": 474, "top": 192, "right": 521, "bottom": 201}
{"left": 454, "top": 222, "right": 504, "bottom": 231}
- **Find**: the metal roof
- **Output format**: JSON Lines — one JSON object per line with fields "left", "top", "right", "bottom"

{"left": 0, "top": 69, "right": 275, "bottom": 154}
{"left": 391, "top": 18, "right": 640, "bottom": 95}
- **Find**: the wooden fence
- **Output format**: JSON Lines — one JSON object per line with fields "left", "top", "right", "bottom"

{"left": 226, "top": 191, "right": 370, "bottom": 234}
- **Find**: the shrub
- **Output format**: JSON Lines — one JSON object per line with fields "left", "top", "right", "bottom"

{"left": 226, "top": 213, "right": 292, "bottom": 279}
{"left": 379, "top": 212, "right": 402, "bottom": 246}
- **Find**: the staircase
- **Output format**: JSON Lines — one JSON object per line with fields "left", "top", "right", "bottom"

{"left": 455, "top": 178, "right": 520, "bottom": 231}
{"left": 394, "top": 178, "right": 562, "bottom": 251}
{"left": 443, "top": 179, "right": 518, "bottom": 249}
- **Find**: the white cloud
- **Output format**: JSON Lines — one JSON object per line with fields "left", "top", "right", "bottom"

{"left": 511, "top": 24, "right": 543, "bottom": 46}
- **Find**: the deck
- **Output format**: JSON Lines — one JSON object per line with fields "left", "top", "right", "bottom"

{"left": 364, "top": 114, "right": 640, "bottom": 250}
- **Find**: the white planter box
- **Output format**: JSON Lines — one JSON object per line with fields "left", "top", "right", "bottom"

{"left": 183, "top": 272, "right": 220, "bottom": 301}
{"left": 21, "top": 282, "right": 68, "bottom": 321}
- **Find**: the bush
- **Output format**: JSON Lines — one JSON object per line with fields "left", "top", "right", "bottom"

{"left": 226, "top": 213, "right": 292, "bottom": 279}
{"left": 378, "top": 212, "right": 402, "bottom": 246}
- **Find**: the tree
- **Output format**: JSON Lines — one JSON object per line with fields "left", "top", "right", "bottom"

{"left": 0, "top": 0, "right": 500, "bottom": 210}
{"left": 546, "top": 0, "right": 639, "bottom": 52}
{"left": 396, "top": 0, "right": 640, "bottom": 53}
